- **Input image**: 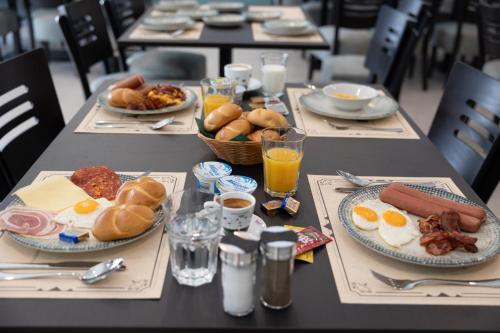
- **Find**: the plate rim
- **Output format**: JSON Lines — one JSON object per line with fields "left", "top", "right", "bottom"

{"left": 5, "top": 174, "right": 165, "bottom": 253}
{"left": 299, "top": 90, "right": 398, "bottom": 120}
{"left": 140, "top": 19, "right": 195, "bottom": 31}
{"left": 97, "top": 86, "right": 196, "bottom": 115}
{"left": 262, "top": 24, "right": 317, "bottom": 36}
{"left": 337, "top": 184, "right": 500, "bottom": 268}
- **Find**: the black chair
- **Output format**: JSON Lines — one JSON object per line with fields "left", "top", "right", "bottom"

{"left": 477, "top": 0, "right": 500, "bottom": 80}
{"left": 57, "top": 0, "right": 206, "bottom": 98}
{"left": 307, "top": 0, "right": 387, "bottom": 80}
{"left": 102, "top": 0, "right": 145, "bottom": 38}
{"left": 0, "top": 48, "right": 65, "bottom": 199}
{"left": 0, "top": 8, "right": 22, "bottom": 61}
{"left": 428, "top": 62, "right": 500, "bottom": 202}
{"left": 319, "top": 5, "right": 422, "bottom": 100}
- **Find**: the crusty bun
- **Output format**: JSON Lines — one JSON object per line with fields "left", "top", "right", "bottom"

{"left": 204, "top": 103, "right": 242, "bottom": 132}
{"left": 247, "top": 129, "right": 280, "bottom": 142}
{"left": 115, "top": 176, "right": 166, "bottom": 210}
{"left": 247, "top": 108, "right": 288, "bottom": 128}
{"left": 240, "top": 111, "right": 250, "bottom": 120}
{"left": 107, "top": 88, "right": 144, "bottom": 108}
{"left": 215, "top": 118, "right": 254, "bottom": 141}
{"left": 92, "top": 204, "right": 155, "bottom": 241}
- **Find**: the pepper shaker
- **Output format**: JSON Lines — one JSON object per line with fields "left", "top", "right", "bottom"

{"left": 219, "top": 234, "right": 259, "bottom": 317}
{"left": 260, "top": 226, "right": 298, "bottom": 310}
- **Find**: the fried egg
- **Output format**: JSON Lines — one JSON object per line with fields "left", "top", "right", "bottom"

{"left": 351, "top": 199, "right": 390, "bottom": 230}
{"left": 378, "top": 208, "right": 419, "bottom": 248}
{"left": 54, "top": 198, "right": 113, "bottom": 229}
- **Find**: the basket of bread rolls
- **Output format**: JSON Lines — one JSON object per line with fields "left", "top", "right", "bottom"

{"left": 196, "top": 103, "right": 288, "bottom": 165}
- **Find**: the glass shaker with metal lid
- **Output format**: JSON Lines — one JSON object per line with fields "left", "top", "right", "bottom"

{"left": 259, "top": 226, "right": 298, "bottom": 310}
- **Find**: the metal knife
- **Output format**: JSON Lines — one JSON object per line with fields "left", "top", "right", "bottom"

{"left": 0, "top": 262, "right": 126, "bottom": 271}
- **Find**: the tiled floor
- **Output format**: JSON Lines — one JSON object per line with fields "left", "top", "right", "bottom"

{"left": 47, "top": 47, "right": 500, "bottom": 216}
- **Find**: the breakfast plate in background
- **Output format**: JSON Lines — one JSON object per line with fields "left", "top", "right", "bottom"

{"left": 155, "top": 0, "right": 199, "bottom": 12}
{"left": 176, "top": 8, "right": 218, "bottom": 20}
{"left": 142, "top": 16, "right": 195, "bottom": 31}
{"left": 337, "top": 184, "right": 500, "bottom": 267}
{"left": 246, "top": 10, "right": 282, "bottom": 22}
{"left": 208, "top": 1, "right": 245, "bottom": 13}
{"left": 299, "top": 89, "right": 398, "bottom": 120}
{"left": 97, "top": 87, "right": 197, "bottom": 115}
{"left": 263, "top": 19, "right": 317, "bottom": 36}
{"left": 5, "top": 174, "right": 166, "bottom": 253}
{"left": 203, "top": 14, "right": 246, "bottom": 27}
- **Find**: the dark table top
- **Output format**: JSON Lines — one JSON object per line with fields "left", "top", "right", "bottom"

{"left": 118, "top": 6, "right": 330, "bottom": 50}
{"left": 0, "top": 82, "right": 498, "bottom": 333}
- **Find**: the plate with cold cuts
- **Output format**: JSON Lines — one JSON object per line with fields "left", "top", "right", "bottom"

{"left": 337, "top": 184, "right": 500, "bottom": 267}
{"left": 1, "top": 167, "right": 167, "bottom": 253}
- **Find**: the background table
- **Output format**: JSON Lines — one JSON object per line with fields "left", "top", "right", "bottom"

{"left": 0, "top": 82, "right": 498, "bottom": 332}
{"left": 118, "top": 6, "right": 330, "bottom": 76}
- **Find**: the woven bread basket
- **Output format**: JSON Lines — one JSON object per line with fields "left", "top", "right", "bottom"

{"left": 197, "top": 133, "right": 263, "bottom": 165}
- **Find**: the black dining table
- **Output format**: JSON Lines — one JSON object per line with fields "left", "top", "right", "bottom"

{"left": 117, "top": 5, "right": 330, "bottom": 76}
{"left": 0, "top": 81, "right": 498, "bottom": 333}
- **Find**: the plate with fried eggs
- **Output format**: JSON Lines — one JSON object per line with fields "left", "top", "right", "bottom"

{"left": 338, "top": 184, "right": 500, "bottom": 267}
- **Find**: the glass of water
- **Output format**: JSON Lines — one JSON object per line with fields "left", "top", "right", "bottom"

{"left": 261, "top": 52, "right": 288, "bottom": 98}
{"left": 163, "top": 189, "right": 223, "bottom": 287}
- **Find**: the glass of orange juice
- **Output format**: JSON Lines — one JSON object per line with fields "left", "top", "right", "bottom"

{"left": 200, "top": 78, "right": 237, "bottom": 118}
{"left": 262, "top": 127, "right": 306, "bottom": 197}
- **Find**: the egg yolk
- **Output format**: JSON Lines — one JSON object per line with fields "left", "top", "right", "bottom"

{"left": 353, "top": 206, "right": 378, "bottom": 222}
{"left": 74, "top": 199, "right": 99, "bottom": 214}
{"left": 382, "top": 210, "right": 407, "bottom": 227}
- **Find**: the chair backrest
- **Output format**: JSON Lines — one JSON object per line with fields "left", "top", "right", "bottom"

{"left": 0, "top": 48, "right": 65, "bottom": 188}
{"left": 364, "top": 5, "right": 421, "bottom": 99}
{"left": 477, "top": 0, "right": 500, "bottom": 63}
{"left": 330, "top": 0, "right": 388, "bottom": 54}
{"left": 397, "top": 0, "right": 428, "bottom": 31}
{"left": 57, "top": 0, "right": 115, "bottom": 98}
{"left": 103, "top": 0, "right": 145, "bottom": 38}
{"left": 428, "top": 62, "right": 500, "bottom": 202}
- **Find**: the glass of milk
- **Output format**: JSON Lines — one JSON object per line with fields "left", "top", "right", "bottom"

{"left": 260, "top": 52, "right": 288, "bottom": 98}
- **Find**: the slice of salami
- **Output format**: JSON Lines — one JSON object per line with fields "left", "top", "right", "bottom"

{"left": 70, "top": 165, "right": 122, "bottom": 200}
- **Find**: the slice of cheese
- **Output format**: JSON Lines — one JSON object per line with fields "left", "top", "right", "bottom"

{"left": 15, "top": 175, "right": 91, "bottom": 212}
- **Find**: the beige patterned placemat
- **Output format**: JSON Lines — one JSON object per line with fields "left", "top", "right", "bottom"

{"left": 250, "top": 6, "right": 323, "bottom": 43}
{"left": 288, "top": 88, "right": 419, "bottom": 139}
{"left": 129, "top": 22, "right": 204, "bottom": 40}
{"left": 0, "top": 170, "right": 186, "bottom": 299}
{"left": 308, "top": 175, "right": 500, "bottom": 306}
{"left": 75, "top": 87, "right": 202, "bottom": 135}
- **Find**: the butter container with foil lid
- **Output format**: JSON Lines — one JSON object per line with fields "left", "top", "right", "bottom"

{"left": 193, "top": 161, "right": 232, "bottom": 194}
{"left": 216, "top": 175, "right": 258, "bottom": 194}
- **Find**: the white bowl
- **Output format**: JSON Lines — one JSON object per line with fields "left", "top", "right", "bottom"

{"left": 322, "top": 83, "right": 378, "bottom": 111}
{"left": 264, "top": 19, "right": 310, "bottom": 34}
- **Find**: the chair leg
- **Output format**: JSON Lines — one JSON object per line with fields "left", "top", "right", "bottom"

{"left": 13, "top": 30, "right": 22, "bottom": 54}
{"left": 308, "top": 56, "right": 315, "bottom": 81}
{"left": 408, "top": 55, "right": 415, "bottom": 78}
{"left": 429, "top": 46, "right": 437, "bottom": 78}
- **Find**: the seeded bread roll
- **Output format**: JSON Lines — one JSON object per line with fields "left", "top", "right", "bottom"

{"left": 92, "top": 204, "right": 155, "bottom": 241}
{"left": 215, "top": 118, "right": 254, "bottom": 141}
{"left": 247, "top": 129, "right": 280, "bottom": 142}
{"left": 204, "top": 103, "right": 242, "bottom": 132}
{"left": 247, "top": 108, "right": 288, "bottom": 128}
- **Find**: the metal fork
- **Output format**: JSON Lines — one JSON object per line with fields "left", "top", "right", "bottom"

{"left": 324, "top": 119, "right": 404, "bottom": 133}
{"left": 371, "top": 270, "right": 500, "bottom": 290}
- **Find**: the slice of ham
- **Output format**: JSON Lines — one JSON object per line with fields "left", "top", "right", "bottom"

{"left": 0, "top": 206, "right": 60, "bottom": 236}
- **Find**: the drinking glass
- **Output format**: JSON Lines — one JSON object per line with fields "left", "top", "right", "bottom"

{"left": 262, "top": 127, "right": 306, "bottom": 197}
{"left": 200, "top": 77, "right": 237, "bottom": 117}
{"left": 260, "top": 52, "right": 288, "bottom": 98}
{"left": 163, "top": 189, "right": 223, "bottom": 287}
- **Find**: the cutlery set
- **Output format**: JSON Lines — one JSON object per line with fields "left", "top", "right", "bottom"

{"left": 94, "top": 116, "right": 181, "bottom": 130}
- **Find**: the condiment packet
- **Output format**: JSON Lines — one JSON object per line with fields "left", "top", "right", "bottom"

{"left": 295, "top": 226, "right": 332, "bottom": 256}
{"left": 264, "top": 97, "right": 289, "bottom": 115}
{"left": 284, "top": 225, "right": 314, "bottom": 264}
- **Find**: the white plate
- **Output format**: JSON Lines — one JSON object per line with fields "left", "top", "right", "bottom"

{"left": 143, "top": 16, "right": 193, "bottom": 31}
{"left": 299, "top": 89, "right": 399, "bottom": 120}
{"left": 263, "top": 23, "right": 317, "bottom": 36}
{"left": 155, "top": 0, "right": 199, "bottom": 12}
{"left": 264, "top": 19, "right": 311, "bottom": 34}
{"left": 245, "top": 78, "right": 262, "bottom": 92}
{"left": 203, "top": 14, "right": 245, "bottom": 27}
{"left": 208, "top": 2, "right": 245, "bottom": 12}
{"left": 246, "top": 10, "right": 282, "bottom": 22}
{"left": 176, "top": 8, "right": 218, "bottom": 20}
{"left": 97, "top": 87, "right": 197, "bottom": 115}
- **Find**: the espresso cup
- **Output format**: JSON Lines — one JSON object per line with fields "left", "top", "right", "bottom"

{"left": 224, "top": 63, "right": 253, "bottom": 87}
{"left": 219, "top": 191, "right": 256, "bottom": 230}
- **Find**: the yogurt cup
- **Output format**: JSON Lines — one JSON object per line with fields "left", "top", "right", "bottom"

{"left": 216, "top": 175, "right": 258, "bottom": 194}
{"left": 193, "top": 161, "right": 232, "bottom": 194}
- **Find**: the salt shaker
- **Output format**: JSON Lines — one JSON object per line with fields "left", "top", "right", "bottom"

{"left": 219, "top": 234, "right": 259, "bottom": 317}
{"left": 260, "top": 226, "right": 298, "bottom": 310}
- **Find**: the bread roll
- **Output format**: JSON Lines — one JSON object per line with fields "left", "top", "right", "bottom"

{"left": 107, "top": 88, "right": 144, "bottom": 108}
{"left": 115, "top": 176, "right": 166, "bottom": 210}
{"left": 247, "top": 108, "right": 288, "bottom": 128}
{"left": 247, "top": 129, "right": 280, "bottom": 142}
{"left": 92, "top": 204, "right": 155, "bottom": 241}
{"left": 215, "top": 118, "right": 254, "bottom": 141}
{"left": 204, "top": 103, "right": 242, "bottom": 132}
{"left": 240, "top": 111, "right": 250, "bottom": 120}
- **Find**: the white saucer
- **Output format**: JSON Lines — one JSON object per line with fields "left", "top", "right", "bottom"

{"left": 245, "top": 78, "right": 262, "bottom": 92}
